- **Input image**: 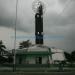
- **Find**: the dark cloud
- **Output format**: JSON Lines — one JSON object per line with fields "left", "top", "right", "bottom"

{"left": 0, "top": 0, "right": 36, "bottom": 33}
{"left": 0, "top": 0, "right": 16, "bottom": 28}
{"left": 0, "top": 0, "right": 75, "bottom": 52}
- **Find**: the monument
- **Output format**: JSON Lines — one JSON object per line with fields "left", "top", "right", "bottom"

{"left": 32, "top": 0, "right": 45, "bottom": 44}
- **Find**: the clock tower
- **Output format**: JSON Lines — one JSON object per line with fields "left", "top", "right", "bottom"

{"left": 32, "top": 0, "right": 45, "bottom": 44}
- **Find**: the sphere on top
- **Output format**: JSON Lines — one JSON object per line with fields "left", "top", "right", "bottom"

{"left": 32, "top": 0, "right": 46, "bottom": 14}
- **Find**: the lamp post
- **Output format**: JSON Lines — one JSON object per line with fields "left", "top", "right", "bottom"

{"left": 13, "top": 0, "right": 18, "bottom": 72}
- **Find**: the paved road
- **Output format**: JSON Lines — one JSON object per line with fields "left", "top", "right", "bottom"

{"left": 0, "top": 67, "right": 75, "bottom": 72}
{"left": 0, "top": 72, "right": 75, "bottom": 75}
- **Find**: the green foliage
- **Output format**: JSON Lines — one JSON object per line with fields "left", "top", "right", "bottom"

{"left": 0, "top": 40, "right": 6, "bottom": 55}
{"left": 64, "top": 52, "right": 71, "bottom": 62}
{"left": 64, "top": 51, "right": 75, "bottom": 66}
{"left": 71, "top": 51, "right": 75, "bottom": 62}
{"left": 19, "top": 40, "right": 31, "bottom": 49}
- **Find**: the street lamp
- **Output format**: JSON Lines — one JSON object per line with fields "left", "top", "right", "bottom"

{"left": 13, "top": 0, "right": 18, "bottom": 72}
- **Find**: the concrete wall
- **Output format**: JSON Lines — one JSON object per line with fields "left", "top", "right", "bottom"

{"left": 26, "top": 56, "right": 48, "bottom": 64}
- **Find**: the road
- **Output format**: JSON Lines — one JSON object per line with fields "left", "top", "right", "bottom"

{"left": 0, "top": 72, "right": 75, "bottom": 75}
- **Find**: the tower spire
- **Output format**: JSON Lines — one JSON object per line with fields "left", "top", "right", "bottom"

{"left": 32, "top": 0, "right": 45, "bottom": 45}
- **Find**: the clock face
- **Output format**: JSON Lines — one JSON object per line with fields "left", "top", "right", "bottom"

{"left": 32, "top": 0, "right": 45, "bottom": 13}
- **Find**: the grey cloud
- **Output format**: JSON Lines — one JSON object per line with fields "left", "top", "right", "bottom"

{"left": 0, "top": 0, "right": 36, "bottom": 33}
{"left": 0, "top": 0, "right": 75, "bottom": 52}
{"left": 0, "top": 0, "right": 16, "bottom": 28}
{"left": 59, "top": 0, "right": 67, "bottom": 3}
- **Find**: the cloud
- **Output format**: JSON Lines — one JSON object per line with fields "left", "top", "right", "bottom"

{"left": 0, "top": 0, "right": 75, "bottom": 52}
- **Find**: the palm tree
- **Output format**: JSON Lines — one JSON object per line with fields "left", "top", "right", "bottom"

{"left": 0, "top": 40, "right": 6, "bottom": 55}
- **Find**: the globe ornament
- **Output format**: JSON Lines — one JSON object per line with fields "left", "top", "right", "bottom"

{"left": 32, "top": 0, "right": 46, "bottom": 14}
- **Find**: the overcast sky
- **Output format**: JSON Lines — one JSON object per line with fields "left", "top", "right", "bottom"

{"left": 0, "top": 0, "right": 75, "bottom": 52}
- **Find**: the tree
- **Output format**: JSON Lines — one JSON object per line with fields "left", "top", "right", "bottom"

{"left": 64, "top": 52, "right": 72, "bottom": 62}
{"left": 0, "top": 40, "right": 6, "bottom": 55}
{"left": 71, "top": 51, "right": 75, "bottom": 62}
{"left": 7, "top": 55, "right": 13, "bottom": 63}
{"left": 64, "top": 51, "right": 75, "bottom": 66}
{"left": 19, "top": 40, "right": 31, "bottom": 49}
{"left": 0, "top": 40, "right": 7, "bottom": 63}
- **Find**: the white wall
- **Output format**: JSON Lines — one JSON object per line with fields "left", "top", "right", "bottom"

{"left": 51, "top": 48, "right": 65, "bottom": 61}
{"left": 42, "top": 56, "right": 48, "bottom": 64}
{"left": 25, "top": 56, "right": 48, "bottom": 64}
